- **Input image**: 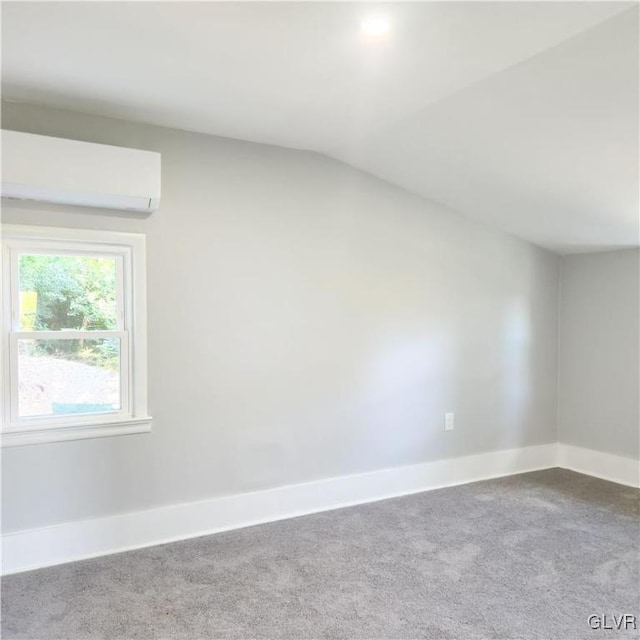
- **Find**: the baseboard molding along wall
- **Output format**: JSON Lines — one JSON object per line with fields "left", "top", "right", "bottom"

{"left": 557, "top": 443, "right": 639, "bottom": 488}
{"left": 2, "top": 442, "right": 637, "bottom": 576}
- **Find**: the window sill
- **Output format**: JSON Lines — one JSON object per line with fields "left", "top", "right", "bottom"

{"left": 1, "top": 417, "right": 152, "bottom": 447}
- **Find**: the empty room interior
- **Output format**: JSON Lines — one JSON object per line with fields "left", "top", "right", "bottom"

{"left": 0, "top": 2, "right": 639, "bottom": 639}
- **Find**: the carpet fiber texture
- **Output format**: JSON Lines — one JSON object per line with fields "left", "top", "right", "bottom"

{"left": 2, "top": 468, "right": 639, "bottom": 639}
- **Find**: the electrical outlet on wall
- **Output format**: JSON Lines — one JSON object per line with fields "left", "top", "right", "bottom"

{"left": 444, "top": 412, "right": 455, "bottom": 431}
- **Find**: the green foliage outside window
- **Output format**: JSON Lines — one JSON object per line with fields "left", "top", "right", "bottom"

{"left": 19, "top": 254, "right": 119, "bottom": 370}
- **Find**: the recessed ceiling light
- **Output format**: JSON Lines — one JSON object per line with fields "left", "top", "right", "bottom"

{"left": 360, "top": 15, "right": 391, "bottom": 38}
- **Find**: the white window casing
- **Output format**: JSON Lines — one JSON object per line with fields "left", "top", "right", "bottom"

{"left": 1, "top": 224, "right": 151, "bottom": 446}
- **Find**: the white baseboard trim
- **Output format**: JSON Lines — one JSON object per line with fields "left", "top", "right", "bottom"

{"left": 557, "top": 443, "right": 640, "bottom": 488}
{"left": 1, "top": 443, "right": 557, "bottom": 576}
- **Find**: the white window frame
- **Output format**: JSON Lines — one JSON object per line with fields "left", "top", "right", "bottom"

{"left": 1, "top": 224, "right": 151, "bottom": 446}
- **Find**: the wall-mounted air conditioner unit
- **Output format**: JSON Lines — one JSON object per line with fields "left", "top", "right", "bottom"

{"left": 1, "top": 130, "right": 161, "bottom": 212}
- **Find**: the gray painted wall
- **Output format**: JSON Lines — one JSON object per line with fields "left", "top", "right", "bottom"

{"left": 1, "top": 102, "right": 560, "bottom": 533}
{"left": 558, "top": 249, "right": 640, "bottom": 459}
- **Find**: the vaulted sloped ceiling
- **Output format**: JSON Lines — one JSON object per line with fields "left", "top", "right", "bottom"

{"left": 2, "top": 2, "right": 638, "bottom": 253}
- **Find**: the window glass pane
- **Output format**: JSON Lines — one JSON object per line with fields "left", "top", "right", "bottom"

{"left": 18, "top": 338, "right": 121, "bottom": 418}
{"left": 19, "top": 254, "right": 118, "bottom": 331}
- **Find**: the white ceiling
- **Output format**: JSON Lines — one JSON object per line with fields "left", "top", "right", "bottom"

{"left": 2, "top": 2, "right": 638, "bottom": 253}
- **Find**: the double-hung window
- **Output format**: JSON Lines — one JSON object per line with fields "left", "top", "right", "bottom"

{"left": 1, "top": 225, "right": 151, "bottom": 446}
